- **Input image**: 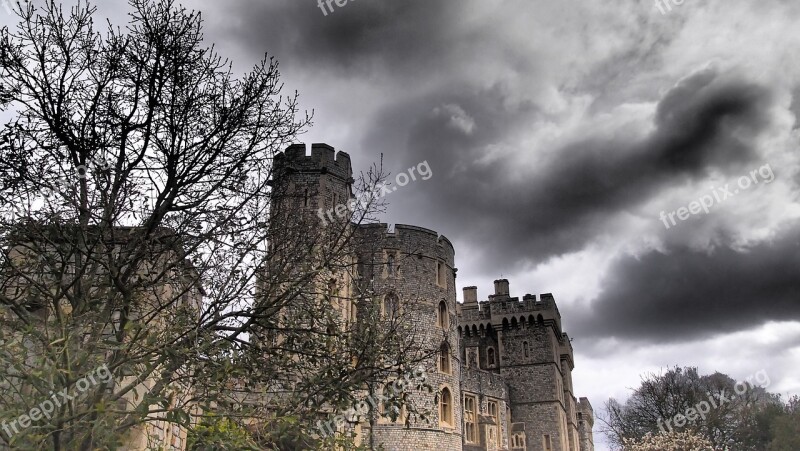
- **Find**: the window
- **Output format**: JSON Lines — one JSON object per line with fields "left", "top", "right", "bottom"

{"left": 511, "top": 432, "right": 526, "bottom": 449}
{"left": 556, "top": 377, "right": 563, "bottom": 402}
{"left": 523, "top": 341, "right": 529, "bottom": 358}
{"left": 543, "top": 434, "right": 552, "bottom": 451}
{"left": 383, "top": 294, "right": 399, "bottom": 321}
{"left": 464, "top": 395, "right": 476, "bottom": 443}
{"left": 436, "top": 261, "right": 446, "bottom": 287}
{"left": 488, "top": 426, "right": 497, "bottom": 447}
{"left": 437, "top": 301, "right": 448, "bottom": 328}
{"left": 488, "top": 400, "right": 499, "bottom": 446}
{"left": 440, "top": 387, "right": 453, "bottom": 426}
{"left": 487, "top": 347, "right": 496, "bottom": 367}
{"left": 488, "top": 400, "right": 498, "bottom": 419}
{"left": 439, "top": 342, "right": 451, "bottom": 374}
{"left": 327, "top": 278, "right": 338, "bottom": 300}
{"left": 377, "top": 386, "right": 406, "bottom": 424}
{"left": 326, "top": 326, "right": 335, "bottom": 351}
{"left": 386, "top": 253, "right": 395, "bottom": 276}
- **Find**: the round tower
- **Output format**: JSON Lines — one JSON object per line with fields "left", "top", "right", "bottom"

{"left": 355, "top": 223, "right": 462, "bottom": 450}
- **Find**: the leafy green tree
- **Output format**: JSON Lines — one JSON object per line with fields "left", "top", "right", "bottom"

{"left": 187, "top": 416, "right": 259, "bottom": 451}
{"left": 768, "top": 396, "right": 800, "bottom": 451}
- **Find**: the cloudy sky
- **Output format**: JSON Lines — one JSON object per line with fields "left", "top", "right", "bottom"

{"left": 3, "top": 0, "right": 800, "bottom": 448}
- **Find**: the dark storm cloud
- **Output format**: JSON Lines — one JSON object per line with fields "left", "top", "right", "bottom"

{"left": 374, "top": 68, "right": 778, "bottom": 271}
{"left": 208, "top": 0, "right": 459, "bottom": 76}
{"left": 569, "top": 228, "right": 800, "bottom": 342}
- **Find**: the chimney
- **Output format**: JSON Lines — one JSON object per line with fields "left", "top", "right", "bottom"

{"left": 493, "top": 279, "right": 509, "bottom": 296}
{"left": 463, "top": 286, "right": 478, "bottom": 304}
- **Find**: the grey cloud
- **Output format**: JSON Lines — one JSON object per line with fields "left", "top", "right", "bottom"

{"left": 371, "top": 68, "right": 778, "bottom": 271}
{"left": 569, "top": 228, "right": 800, "bottom": 342}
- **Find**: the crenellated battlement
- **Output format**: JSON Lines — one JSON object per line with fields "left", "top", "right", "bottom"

{"left": 356, "top": 223, "right": 455, "bottom": 261}
{"left": 457, "top": 281, "right": 565, "bottom": 336}
{"left": 457, "top": 294, "right": 560, "bottom": 320}
{"left": 273, "top": 142, "right": 353, "bottom": 182}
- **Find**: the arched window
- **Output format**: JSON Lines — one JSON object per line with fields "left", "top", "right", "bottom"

{"left": 327, "top": 278, "right": 338, "bottom": 300}
{"left": 326, "top": 326, "right": 335, "bottom": 351}
{"left": 439, "top": 342, "right": 451, "bottom": 374}
{"left": 487, "top": 347, "right": 496, "bottom": 366}
{"left": 440, "top": 387, "right": 453, "bottom": 426}
{"left": 387, "top": 254, "right": 395, "bottom": 276}
{"left": 384, "top": 293, "right": 399, "bottom": 321}
{"left": 437, "top": 300, "right": 448, "bottom": 328}
{"left": 511, "top": 432, "right": 526, "bottom": 448}
{"left": 523, "top": 341, "right": 529, "bottom": 358}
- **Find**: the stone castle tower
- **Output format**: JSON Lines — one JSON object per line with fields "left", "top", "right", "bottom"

{"left": 269, "top": 143, "right": 594, "bottom": 451}
{"left": 458, "top": 282, "right": 592, "bottom": 451}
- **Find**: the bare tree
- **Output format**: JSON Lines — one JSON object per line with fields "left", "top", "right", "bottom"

{"left": 0, "top": 1, "right": 434, "bottom": 450}
{"left": 599, "top": 367, "right": 783, "bottom": 451}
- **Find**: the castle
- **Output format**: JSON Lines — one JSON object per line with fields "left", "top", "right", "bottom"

{"left": 270, "top": 143, "right": 595, "bottom": 451}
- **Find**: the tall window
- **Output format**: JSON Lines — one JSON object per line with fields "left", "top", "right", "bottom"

{"left": 439, "top": 342, "right": 451, "bottom": 374}
{"left": 437, "top": 300, "right": 448, "bottom": 328}
{"left": 386, "top": 253, "right": 395, "bottom": 276}
{"left": 384, "top": 293, "right": 399, "bottom": 321}
{"left": 377, "top": 386, "right": 405, "bottom": 424}
{"left": 488, "top": 400, "right": 498, "bottom": 420}
{"left": 463, "top": 395, "right": 476, "bottom": 443}
{"left": 327, "top": 278, "right": 338, "bottom": 300}
{"left": 436, "top": 261, "right": 446, "bottom": 287}
{"left": 325, "top": 326, "right": 335, "bottom": 351}
{"left": 440, "top": 387, "right": 453, "bottom": 426}
{"left": 523, "top": 341, "right": 529, "bottom": 358}
{"left": 488, "top": 400, "right": 499, "bottom": 446}
{"left": 488, "top": 426, "right": 497, "bottom": 446}
{"left": 487, "top": 347, "right": 496, "bottom": 367}
{"left": 543, "top": 434, "right": 552, "bottom": 451}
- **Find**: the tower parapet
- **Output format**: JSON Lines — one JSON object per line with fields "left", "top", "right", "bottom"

{"left": 457, "top": 284, "right": 563, "bottom": 335}
{"left": 273, "top": 142, "right": 353, "bottom": 183}
{"left": 268, "top": 143, "right": 355, "bottom": 231}
{"left": 578, "top": 398, "right": 595, "bottom": 451}
{"left": 356, "top": 223, "right": 455, "bottom": 262}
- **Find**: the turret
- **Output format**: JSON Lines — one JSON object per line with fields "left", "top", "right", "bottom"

{"left": 269, "top": 143, "right": 354, "bottom": 228}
